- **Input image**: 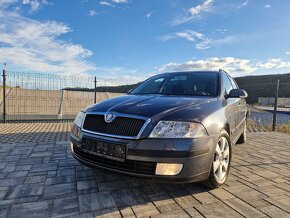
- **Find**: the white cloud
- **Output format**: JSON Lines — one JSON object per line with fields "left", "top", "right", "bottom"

{"left": 159, "top": 30, "right": 234, "bottom": 50}
{"left": 0, "top": 10, "right": 96, "bottom": 74}
{"left": 264, "top": 4, "right": 271, "bottom": 8}
{"left": 99, "top": 1, "right": 114, "bottom": 7}
{"left": 88, "top": 10, "right": 99, "bottom": 16}
{"left": 0, "top": 0, "right": 48, "bottom": 11}
{"left": 237, "top": 1, "right": 248, "bottom": 10}
{"left": 159, "top": 57, "right": 290, "bottom": 75}
{"left": 286, "top": 52, "right": 290, "bottom": 55}
{"left": 146, "top": 11, "right": 154, "bottom": 19}
{"left": 160, "top": 30, "right": 210, "bottom": 49}
{"left": 256, "top": 59, "right": 290, "bottom": 69}
{"left": 111, "top": 0, "right": 128, "bottom": 3}
{"left": 215, "top": 29, "right": 227, "bottom": 34}
{"left": 158, "top": 57, "right": 257, "bottom": 74}
{"left": 0, "top": 0, "right": 17, "bottom": 7}
{"left": 158, "top": 35, "right": 177, "bottom": 42}
{"left": 99, "top": 0, "right": 128, "bottom": 7}
{"left": 171, "top": 0, "right": 214, "bottom": 26}
{"left": 175, "top": 31, "right": 195, "bottom": 42}
{"left": 22, "top": 0, "right": 48, "bottom": 11}
{"left": 189, "top": 0, "right": 213, "bottom": 16}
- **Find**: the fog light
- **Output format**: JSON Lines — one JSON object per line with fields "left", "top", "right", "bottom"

{"left": 155, "top": 163, "right": 183, "bottom": 176}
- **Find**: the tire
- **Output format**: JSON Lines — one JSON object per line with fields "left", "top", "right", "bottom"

{"left": 204, "top": 130, "right": 232, "bottom": 189}
{"left": 236, "top": 121, "right": 247, "bottom": 144}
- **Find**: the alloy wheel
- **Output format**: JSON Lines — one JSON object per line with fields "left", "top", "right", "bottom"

{"left": 213, "top": 137, "right": 230, "bottom": 183}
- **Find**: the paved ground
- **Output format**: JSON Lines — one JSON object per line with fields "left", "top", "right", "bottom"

{"left": 0, "top": 123, "right": 290, "bottom": 218}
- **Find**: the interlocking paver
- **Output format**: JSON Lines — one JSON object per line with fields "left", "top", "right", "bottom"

{"left": 260, "top": 205, "right": 290, "bottom": 217}
{"left": 9, "top": 201, "right": 52, "bottom": 218}
{"left": 0, "top": 178, "right": 25, "bottom": 186}
{"left": 45, "top": 176, "right": 76, "bottom": 186}
{"left": 43, "top": 183, "right": 76, "bottom": 199}
{"left": 0, "top": 123, "right": 290, "bottom": 217}
{"left": 119, "top": 207, "right": 136, "bottom": 218}
{"left": 93, "top": 207, "right": 122, "bottom": 218}
{"left": 7, "top": 170, "right": 29, "bottom": 178}
{"left": 7, "top": 184, "right": 44, "bottom": 199}
{"left": 25, "top": 175, "right": 46, "bottom": 184}
{"left": 156, "top": 202, "right": 183, "bottom": 213}
{"left": 151, "top": 210, "right": 190, "bottom": 218}
{"left": 77, "top": 180, "right": 99, "bottom": 191}
{"left": 194, "top": 201, "right": 244, "bottom": 218}
{"left": 131, "top": 202, "right": 160, "bottom": 218}
{"left": 51, "top": 196, "right": 79, "bottom": 218}
{"left": 0, "top": 187, "right": 9, "bottom": 200}
{"left": 78, "top": 192, "right": 117, "bottom": 213}
{"left": 98, "top": 180, "right": 128, "bottom": 191}
{"left": 224, "top": 198, "right": 265, "bottom": 217}
{"left": 111, "top": 188, "right": 140, "bottom": 208}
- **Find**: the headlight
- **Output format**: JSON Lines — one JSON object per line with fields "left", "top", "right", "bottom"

{"left": 74, "top": 111, "right": 86, "bottom": 128}
{"left": 149, "top": 121, "right": 207, "bottom": 138}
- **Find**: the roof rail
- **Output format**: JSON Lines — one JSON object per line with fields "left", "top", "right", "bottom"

{"left": 219, "top": 69, "right": 227, "bottom": 73}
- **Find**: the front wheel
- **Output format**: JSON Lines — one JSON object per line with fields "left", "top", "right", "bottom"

{"left": 204, "top": 130, "right": 231, "bottom": 189}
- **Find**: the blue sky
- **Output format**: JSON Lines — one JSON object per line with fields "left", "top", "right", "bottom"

{"left": 0, "top": 0, "right": 290, "bottom": 79}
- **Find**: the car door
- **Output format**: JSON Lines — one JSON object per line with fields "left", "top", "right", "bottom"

{"left": 223, "top": 73, "right": 240, "bottom": 140}
{"left": 229, "top": 76, "right": 247, "bottom": 133}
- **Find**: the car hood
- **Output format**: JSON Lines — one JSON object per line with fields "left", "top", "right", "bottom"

{"left": 85, "top": 94, "right": 216, "bottom": 122}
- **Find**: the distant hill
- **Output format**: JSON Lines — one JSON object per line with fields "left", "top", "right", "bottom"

{"left": 235, "top": 73, "right": 290, "bottom": 104}
{"left": 63, "top": 83, "right": 140, "bottom": 93}
{"left": 64, "top": 73, "right": 290, "bottom": 104}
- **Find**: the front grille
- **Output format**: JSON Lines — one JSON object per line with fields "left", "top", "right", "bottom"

{"left": 83, "top": 114, "right": 146, "bottom": 137}
{"left": 73, "top": 144, "right": 156, "bottom": 175}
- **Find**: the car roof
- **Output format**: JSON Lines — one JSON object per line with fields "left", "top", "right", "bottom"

{"left": 157, "top": 70, "right": 222, "bottom": 77}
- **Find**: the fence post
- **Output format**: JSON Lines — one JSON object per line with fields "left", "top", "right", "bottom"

{"left": 94, "top": 76, "right": 97, "bottom": 104}
{"left": 272, "top": 79, "right": 280, "bottom": 131}
{"left": 2, "top": 63, "right": 6, "bottom": 123}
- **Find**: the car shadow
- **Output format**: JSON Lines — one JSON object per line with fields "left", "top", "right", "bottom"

{"left": 80, "top": 167, "right": 210, "bottom": 217}
{"left": 0, "top": 129, "right": 211, "bottom": 217}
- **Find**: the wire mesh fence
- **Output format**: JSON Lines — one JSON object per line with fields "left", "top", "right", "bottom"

{"left": 0, "top": 71, "right": 139, "bottom": 122}
{"left": 0, "top": 71, "right": 290, "bottom": 133}
{"left": 240, "top": 81, "right": 290, "bottom": 133}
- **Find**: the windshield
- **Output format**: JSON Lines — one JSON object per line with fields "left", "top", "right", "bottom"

{"left": 130, "top": 72, "right": 219, "bottom": 97}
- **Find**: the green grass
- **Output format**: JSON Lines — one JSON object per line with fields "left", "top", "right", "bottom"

{"left": 276, "top": 122, "right": 290, "bottom": 134}
{"left": 247, "top": 118, "right": 290, "bottom": 134}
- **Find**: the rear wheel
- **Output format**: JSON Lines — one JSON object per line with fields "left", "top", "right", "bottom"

{"left": 204, "top": 130, "right": 231, "bottom": 189}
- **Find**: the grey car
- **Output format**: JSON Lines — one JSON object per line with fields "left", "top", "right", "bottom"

{"left": 70, "top": 69, "right": 248, "bottom": 188}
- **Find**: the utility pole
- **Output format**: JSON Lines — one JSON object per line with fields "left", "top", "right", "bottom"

{"left": 2, "top": 63, "right": 6, "bottom": 123}
{"left": 272, "top": 79, "right": 280, "bottom": 131}
{"left": 94, "top": 76, "right": 97, "bottom": 104}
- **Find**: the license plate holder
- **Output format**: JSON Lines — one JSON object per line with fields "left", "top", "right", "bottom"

{"left": 82, "top": 138, "right": 126, "bottom": 162}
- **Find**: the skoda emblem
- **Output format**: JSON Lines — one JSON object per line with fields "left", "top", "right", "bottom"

{"left": 104, "top": 113, "right": 116, "bottom": 123}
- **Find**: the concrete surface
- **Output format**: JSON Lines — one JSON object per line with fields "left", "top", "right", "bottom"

{"left": 0, "top": 123, "right": 289, "bottom": 218}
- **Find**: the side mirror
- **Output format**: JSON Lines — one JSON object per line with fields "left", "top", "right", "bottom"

{"left": 227, "top": 89, "right": 248, "bottom": 99}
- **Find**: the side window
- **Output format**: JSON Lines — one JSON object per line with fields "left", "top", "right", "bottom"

{"left": 223, "top": 73, "right": 233, "bottom": 94}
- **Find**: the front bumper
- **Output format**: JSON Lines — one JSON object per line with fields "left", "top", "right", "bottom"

{"left": 70, "top": 129, "right": 218, "bottom": 183}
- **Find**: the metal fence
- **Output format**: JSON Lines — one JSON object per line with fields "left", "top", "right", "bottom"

{"left": 241, "top": 81, "right": 290, "bottom": 133}
{"left": 1, "top": 70, "right": 290, "bottom": 133}
{"left": 0, "top": 70, "right": 138, "bottom": 122}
